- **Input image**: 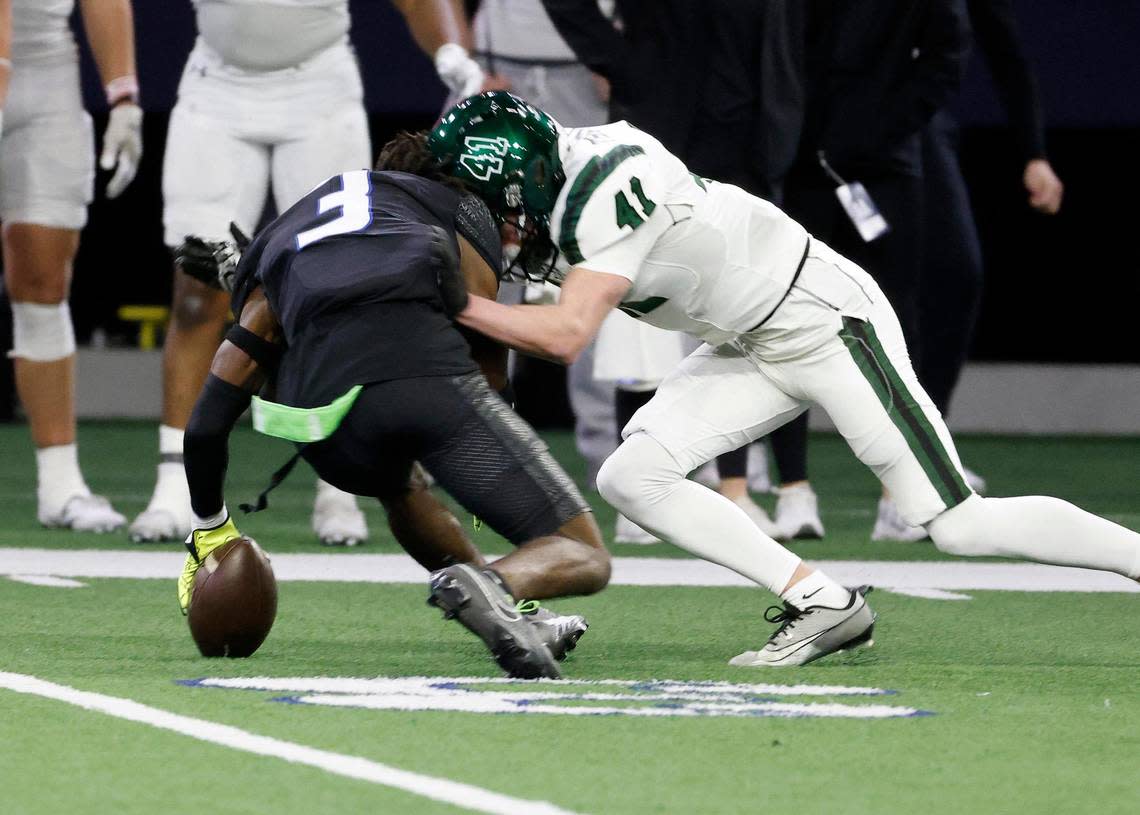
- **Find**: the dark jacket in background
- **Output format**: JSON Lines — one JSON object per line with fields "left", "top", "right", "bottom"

{"left": 687, "top": 0, "right": 806, "bottom": 197}
{"left": 541, "top": 0, "right": 707, "bottom": 156}
{"left": 967, "top": 0, "right": 1046, "bottom": 162}
{"left": 801, "top": 0, "right": 970, "bottom": 176}
{"left": 542, "top": 0, "right": 805, "bottom": 194}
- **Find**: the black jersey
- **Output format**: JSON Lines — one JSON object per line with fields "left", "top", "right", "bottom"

{"left": 231, "top": 171, "right": 501, "bottom": 408}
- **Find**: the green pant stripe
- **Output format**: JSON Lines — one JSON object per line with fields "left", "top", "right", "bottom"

{"left": 839, "top": 329, "right": 947, "bottom": 500}
{"left": 840, "top": 317, "right": 971, "bottom": 508}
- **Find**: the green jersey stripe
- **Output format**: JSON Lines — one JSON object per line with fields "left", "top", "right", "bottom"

{"left": 558, "top": 144, "right": 646, "bottom": 265}
{"left": 839, "top": 317, "right": 971, "bottom": 509}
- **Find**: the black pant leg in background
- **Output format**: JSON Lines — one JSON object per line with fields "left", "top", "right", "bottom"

{"left": 784, "top": 168, "right": 926, "bottom": 359}
{"left": 918, "top": 111, "right": 984, "bottom": 416}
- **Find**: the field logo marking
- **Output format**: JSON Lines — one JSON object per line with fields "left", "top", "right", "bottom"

{"left": 0, "top": 671, "right": 580, "bottom": 815}
{"left": 184, "top": 676, "right": 932, "bottom": 720}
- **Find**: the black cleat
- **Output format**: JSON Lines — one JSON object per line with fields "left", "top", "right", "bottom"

{"left": 428, "top": 565, "right": 562, "bottom": 679}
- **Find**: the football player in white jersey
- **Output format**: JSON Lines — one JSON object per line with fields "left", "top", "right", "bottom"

{"left": 131, "top": 0, "right": 486, "bottom": 545}
{"left": 425, "top": 93, "right": 1140, "bottom": 666}
{"left": 1, "top": 0, "right": 142, "bottom": 532}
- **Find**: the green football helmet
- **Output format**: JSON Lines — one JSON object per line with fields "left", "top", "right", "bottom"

{"left": 428, "top": 91, "right": 565, "bottom": 280}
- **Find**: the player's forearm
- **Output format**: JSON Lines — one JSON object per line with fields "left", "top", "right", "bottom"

{"left": 78, "top": 0, "right": 137, "bottom": 90}
{"left": 391, "top": 0, "right": 471, "bottom": 54}
{"left": 459, "top": 296, "right": 592, "bottom": 366}
{"left": 184, "top": 375, "right": 251, "bottom": 519}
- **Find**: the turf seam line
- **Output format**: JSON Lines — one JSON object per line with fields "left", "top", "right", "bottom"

{"left": 0, "top": 671, "right": 582, "bottom": 815}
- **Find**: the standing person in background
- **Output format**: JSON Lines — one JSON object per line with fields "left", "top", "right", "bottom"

{"left": 130, "top": 0, "right": 485, "bottom": 545}
{"left": 1, "top": 0, "right": 143, "bottom": 532}
{"left": 470, "top": 0, "right": 619, "bottom": 492}
{"left": 783, "top": 0, "right": 970, "bottom": 541}
{"left": 916, "top": 0, "right": 1064, "bottom": 497}
{"left": 0, "top": 0, "right": 9, "bottom": 137}
{"left": 544, "top": 0, "right": 824, "bottom": 542}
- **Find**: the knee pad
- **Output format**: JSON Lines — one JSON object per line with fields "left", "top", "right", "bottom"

{"left": 8, "top": 301, "right": 76, "bottom": 362}
{"left": 597, "top": 432, "right": 685, "bottom": 511}
{"left": 927, "top": 494, "right": 988, "bottom": 557}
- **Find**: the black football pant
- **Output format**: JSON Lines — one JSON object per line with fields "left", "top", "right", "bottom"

{"left": 302, "top": 374, "right": 591, "bottom": 544}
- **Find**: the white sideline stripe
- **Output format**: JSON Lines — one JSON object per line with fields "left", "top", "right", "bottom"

{"left": 6, "top": 575, "right": 87, "bottom": 588}
{"left": 0, "top": 549, "right": 1136, "bottom": 593}
{"left": 885, "top": 588, "right": 972, "bottom": 601}
{"left": 0, "top": 671, "right": 580, "bottom": 815}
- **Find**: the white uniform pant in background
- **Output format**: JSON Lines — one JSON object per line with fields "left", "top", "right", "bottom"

{"left": 0, "top": 55, "right": 93, "bottom": 230}
{"left": 163, "top": 37, "right": 371, "bottom": 246}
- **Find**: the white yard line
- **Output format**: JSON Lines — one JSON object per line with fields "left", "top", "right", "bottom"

{"left": 885, "top": 588, "right": 973, "bottom": 601}
{"left": 7, "top": 575, "right": 87, "bottom": 588}
{"left": 0, "top": 671, "right": 580, "bottom": 815}
{"left": 0, "top": 549, "right": 1136, "bottom": 593}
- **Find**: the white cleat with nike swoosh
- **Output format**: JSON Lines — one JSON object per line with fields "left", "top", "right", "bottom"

{"left": 729, "top": 587, "right": 876, "bottom": 667}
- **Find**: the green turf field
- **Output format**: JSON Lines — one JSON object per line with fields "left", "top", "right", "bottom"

{"left": 1, "top": 422, "right": 1137, "bottom": 814}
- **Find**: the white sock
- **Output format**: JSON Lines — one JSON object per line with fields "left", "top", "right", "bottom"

{"left": 315, "top": 478, "right": 356, "bottom": 505}
{"left": 36, "top": 444, "right": 90, "bottom": 516}
{"left": 780, "top": 570, "right": 849, "bottom": 609}
{"left": 597, "top": 433, "right": 802, "bottom": 594}
{"left": 146, "top": 425, "right": 190, "bottom": 515}
{"left": 929, "top": 494, "right": 1140, "bottom": 580}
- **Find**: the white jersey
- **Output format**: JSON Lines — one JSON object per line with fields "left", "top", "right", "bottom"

{"left": 549, "top": 123, "right": 810, "bottom": 346}
{"left": 194, "top": 0, "right": 350, "bottom": 70}
{"left": 12, "top": 0, "right": 76, "bottom": 64}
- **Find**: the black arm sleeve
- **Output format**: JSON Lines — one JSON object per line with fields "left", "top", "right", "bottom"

{"left": 541, "top": 0, "right": 627, "bottom": 84}
{"left": 968, "top": 0, "right": 1047, "bottom": 161}
{"left": 184, "top": 374, "right": 253, "bottom": 518}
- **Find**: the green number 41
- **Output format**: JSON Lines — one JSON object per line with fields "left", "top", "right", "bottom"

{"left": 615, "top": 176, "right": 656, "bottom": 230}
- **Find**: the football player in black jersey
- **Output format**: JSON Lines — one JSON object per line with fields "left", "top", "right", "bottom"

{"left": 175, "top": 133, "right": 610, "bottom": 679}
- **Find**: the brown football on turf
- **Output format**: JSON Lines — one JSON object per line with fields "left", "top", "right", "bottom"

{"left": 188, "top": 537, "right": 277, "bottom": 658}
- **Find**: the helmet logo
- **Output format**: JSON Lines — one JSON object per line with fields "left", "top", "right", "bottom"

{"left": 459, "top": 136, "right": 511, "bottom": 181}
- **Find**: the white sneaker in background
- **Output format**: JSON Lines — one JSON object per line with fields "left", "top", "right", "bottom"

{"left": 312, "top": 480, "right": 369, "bottom": 546}
{"left": 963, "top": 466, "right": 987, "bottom": 495}
{"left": 747, "top": 443, "right": 772, "bottom": 494}
{"left": 129, "top": 506, "right": 190, "bottom": 542}
{"left": 774, "top": 483, "right": 825, "bottom": 540}
{"left": 614, "top": 514, "right": 660, "bottom": 545}
{"left": 40, "top": 493, "right": 126, "bottom": 534}
{"left": 130, "top": 461, "right": 192, "bottom": 542}
{"left": 871, "top": 497, "right": 928, "bottom": 542}
{"left": 731, "top": 494, "right": 781, "bottom": 538}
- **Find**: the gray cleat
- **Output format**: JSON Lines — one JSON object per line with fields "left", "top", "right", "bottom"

{"left": 428, "top": 565, "right": 562, "bottom": 679}
{"left": 729, "top": 587, "right": 876, "bottom": 668}
{"left": 524, "top": 605, "right": 589, "bottom": 662}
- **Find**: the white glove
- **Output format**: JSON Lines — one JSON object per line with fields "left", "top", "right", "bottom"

{"left": 100, "top": 103, "right": 143, "bottom": 199}
{"left": 434, "top": 43, "right": 485, "bottom": 99}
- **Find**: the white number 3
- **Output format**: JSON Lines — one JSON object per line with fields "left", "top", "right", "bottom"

{"left": 295, "top": 170, "right": 372, "bottom": 250}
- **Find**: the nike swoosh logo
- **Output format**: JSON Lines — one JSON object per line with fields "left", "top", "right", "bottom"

{"left": 801, "top": 587, "right": 823, "bottom": 600}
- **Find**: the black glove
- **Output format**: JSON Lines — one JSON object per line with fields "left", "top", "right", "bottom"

{"left": 174, "top": 223, "right": 251, "bottom": 293}
{"left": 431, "top": 226, "right": 468, "bottom": 319}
